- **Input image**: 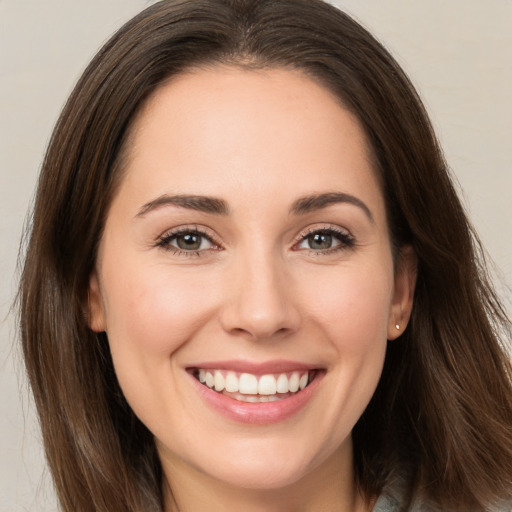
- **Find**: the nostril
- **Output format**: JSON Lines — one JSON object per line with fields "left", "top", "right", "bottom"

{"left": 219, "top": 266, "right": 302, "bottom": 339}
{"left": 228, "top": 325, "right": 293, "bottom": 341}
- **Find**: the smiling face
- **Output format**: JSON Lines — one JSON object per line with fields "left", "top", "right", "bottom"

{"left": 88, "top": 66, "right": 415, "bottom": 503}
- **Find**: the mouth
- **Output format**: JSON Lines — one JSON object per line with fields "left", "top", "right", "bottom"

{"left": 189, "top": 368, "right": 318, "bottom": 403}
{"left": 187, "top": 362, "right": 325, "bottom": 424}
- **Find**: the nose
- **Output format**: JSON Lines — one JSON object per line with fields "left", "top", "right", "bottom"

{"left": 219, "top": 250, "right": 301, "bottom": 341}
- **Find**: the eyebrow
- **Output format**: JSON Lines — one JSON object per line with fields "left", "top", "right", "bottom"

{"left": 137, "top": 194, "right": 230, "bottom": 217}
{"left": 136, "top": 191, "right": 373, "bottom": 222}
{"left": 290, "top": 192, "right": 374, "bottom": 222}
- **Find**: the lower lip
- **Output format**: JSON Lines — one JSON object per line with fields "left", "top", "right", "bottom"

{"left": 189, "top": 371, "right": 324, "bottom": 425}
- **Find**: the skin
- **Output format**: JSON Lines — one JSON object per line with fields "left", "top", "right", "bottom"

{"left": 88, "top": 66, "right": 416, "bottom": 512}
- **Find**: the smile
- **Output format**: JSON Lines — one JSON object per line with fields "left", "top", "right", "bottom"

{"left": 187, "top": 360, "right": 324, "bottom": 424}
{"left": 192, "top": 369, "right": 316, "bottom": 403}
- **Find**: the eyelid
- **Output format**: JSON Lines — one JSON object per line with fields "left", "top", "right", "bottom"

{"left": 156, "top": 224, "right": 223, "bottom": 251}
{"left": 294, "top": 223, "right": 352, "bottom": 241}
{"left": 292, "top": 223, "right": 355, "bottom": 253}
{"left": 154, "top": 223, "right": 355, "bottom": 257}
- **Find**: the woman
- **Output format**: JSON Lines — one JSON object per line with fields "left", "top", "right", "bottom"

{"left": 18, "top": 0, "right": 512, "bottom": 510}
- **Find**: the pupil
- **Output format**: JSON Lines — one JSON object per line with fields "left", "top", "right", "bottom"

{"left": 309, "top": 233, "right": 332, "bottom": 250}
{"left": 177, "top": 233, "right": 201, "bottom": 250}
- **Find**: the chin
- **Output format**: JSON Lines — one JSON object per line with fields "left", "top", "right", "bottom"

{"left": 201, "top": 456, "right": 312, "bottom": 491}
{"left": 180, "top": 433, "right": 346, "bottom": 492}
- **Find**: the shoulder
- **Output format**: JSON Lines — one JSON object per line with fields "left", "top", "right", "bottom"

{"left": 371, "top": 476, "right": 440, "bottom": 512}
{"left": 372, "top": 479, "right": 512, "bottom": 512}
{"left": 372, "top": 490, "right": 439, "bottom": 512}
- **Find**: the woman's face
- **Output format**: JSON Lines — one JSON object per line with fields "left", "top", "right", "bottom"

{"left": 89, "top": 66, "right": 414, "bottom": 492}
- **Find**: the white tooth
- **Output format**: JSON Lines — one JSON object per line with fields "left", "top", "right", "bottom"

{"left": 214, "top": 371, "right": 225, "bottom": 392}
{"left": 245, "top": 395, "right": 258, "bottom": 403}
{"left": 198, "top": 369, "right": 206, "bottom": 383}
{"left": 239, "top": 373, "right": 258, "bottom": 394}
{"left": 259, "top": 396, "right": 269, "bottom": 402}
{"left": 268, "top": 395, "right": 280, "bottom": 402}
{"left": 258, "top": 374, "right": 277, "bottom": 395}
{"left": 299, "top": 373, "right": 308, "bottom": 390}
{"left": 225, "top": 372, "right": 239, "bottom": 392}
{"left": 289, "top": 372, "right": 300, "bottom": 392}
{"left": 205, "top": 371, "right": 214, "bottom": 388}
{"left": 276, "top": 373, "right": 289, "bottom": 393}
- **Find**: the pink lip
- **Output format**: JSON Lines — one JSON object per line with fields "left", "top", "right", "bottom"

{"left": 187, "top": 363, "right": 324, "bottom": 425}
{"left": 187, "top": 359, "right": 318, "bottom": 375}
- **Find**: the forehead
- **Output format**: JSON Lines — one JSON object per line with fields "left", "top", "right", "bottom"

{"left": 116, "top": 65, "right": 385, "bottom": 221}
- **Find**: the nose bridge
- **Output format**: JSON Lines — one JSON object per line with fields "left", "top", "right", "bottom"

{"left": 221, "top": 243, "right": 300, "bottom": 340}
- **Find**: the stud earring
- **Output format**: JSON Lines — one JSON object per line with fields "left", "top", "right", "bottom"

{"left": 395, "top": 324, "right": 400, "bottom": 330}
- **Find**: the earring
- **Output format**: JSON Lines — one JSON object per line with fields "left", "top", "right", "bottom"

{"left": 395, "top": 324, "right": 400, "bottom": 330}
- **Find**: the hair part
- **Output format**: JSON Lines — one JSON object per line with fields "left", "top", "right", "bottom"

{"left": 18, "top": 1, "right": 512, "bottom": 510}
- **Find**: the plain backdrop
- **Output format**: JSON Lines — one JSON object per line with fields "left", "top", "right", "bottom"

{"left": 1, "top": 1, "right": 510, "bottom": 510}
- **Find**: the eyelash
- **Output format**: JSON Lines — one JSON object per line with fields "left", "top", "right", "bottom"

{"left": 156, "top": 225, "right": 355, "bottom": 257}
{"left": 294, "top": 226, "right": 355, "bottom": 256}
{"left": 156, "top": 226, "right": 221, "bottom": 257}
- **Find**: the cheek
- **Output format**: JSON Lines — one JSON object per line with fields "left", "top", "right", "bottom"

{"left": 298, "top": 264, "right": 392, "bottom": 437}
{"left": 99, "top": 259, "right": 224, "bottom": 432}
{"left": 102, "top": 259, "right": 221, "bottom": 358}
{"left": 300, "top": 262, "right": 394, "bottom": 352}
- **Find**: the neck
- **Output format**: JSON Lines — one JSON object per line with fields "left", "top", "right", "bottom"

{"left": 161, "top": 442, "right": 373, "bottom": 512}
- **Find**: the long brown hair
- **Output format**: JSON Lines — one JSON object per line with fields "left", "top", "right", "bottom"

{"left": 18, "top": 0, "right": 512, "bottom": 510}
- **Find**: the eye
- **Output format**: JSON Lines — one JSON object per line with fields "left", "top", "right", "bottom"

{"left": 157, "top": 227, "right": 220, "bottom": 255}
{"left": 172, "top": 232, "right": 211, "bottom": 251}
{"left": 295, "top": 227, "right": 354, "bottom": 253}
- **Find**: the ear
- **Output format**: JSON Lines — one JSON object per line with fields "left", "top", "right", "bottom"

{"left": 387, "top": 245, "right": 417, "bottom": 340}
{"left": 87, "top": 270, "right": 107, "bottom": 332}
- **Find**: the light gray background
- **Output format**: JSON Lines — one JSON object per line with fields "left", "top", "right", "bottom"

{"left": 1, "top": 1, "right": 510, "bottom": 510}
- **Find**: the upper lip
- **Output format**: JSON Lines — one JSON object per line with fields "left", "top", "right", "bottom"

{"left": 186, "top": 359, "right": 320, "bottom": 375}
